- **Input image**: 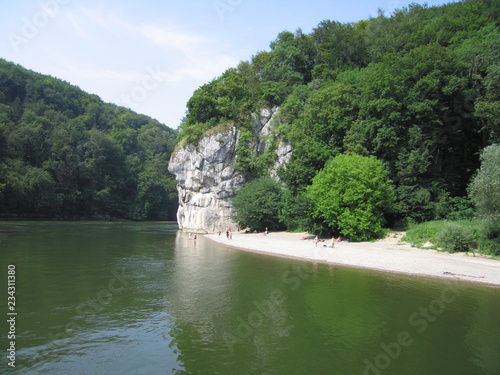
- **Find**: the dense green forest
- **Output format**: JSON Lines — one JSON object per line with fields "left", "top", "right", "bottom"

{"left": 0, "top": 59, "right": 178, "bottom": 220}
{"left": 179, "top": 0, "right": 500, "bottom": 246}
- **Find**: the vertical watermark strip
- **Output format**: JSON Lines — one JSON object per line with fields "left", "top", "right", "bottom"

{"left": 7, "top": 265, "right": 17, "bottom": 368}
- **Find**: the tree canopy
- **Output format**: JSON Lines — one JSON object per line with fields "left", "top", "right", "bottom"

{"left": 0, "top": 59, "right": 178, "bottom": 220}
{"left": 185, "top": 0, "right": 499, "bottom": 239}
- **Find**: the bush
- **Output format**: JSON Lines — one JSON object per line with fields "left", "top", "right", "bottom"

{"left": 232, "top": 177, "right": 285, "bottom": 231}
{"left": 307, "top": 154, "right": 395, "bottom": 241}
{"left": 402, "top": 220, "right": 444, "bottom": 248}
{"left": 483, "top": 219, "right": 500, "bottom": 240}
{"left": 435, "top": 193, "right": 476, "bottom": 220}
{"left": 279, "top": 190, "right": 314, "bottom": 232}
{"left": 436, "top": 223, "right": 475, "bottom": 253}
{"left": 403, "top": 219, "right": 500, "bottom": 255}
{"left": 477, "top": 219, "right": 500, "bottom": 256}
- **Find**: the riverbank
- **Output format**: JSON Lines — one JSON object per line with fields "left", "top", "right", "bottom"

{"left": 206, "top": 231, "right": 500, "bottom": 287}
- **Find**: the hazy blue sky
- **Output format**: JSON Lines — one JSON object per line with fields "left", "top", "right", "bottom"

{"left": 1, "top": 0, "right": 457, "bottom": 129}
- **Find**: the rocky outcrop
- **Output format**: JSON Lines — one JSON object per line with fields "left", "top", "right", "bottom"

{"left": 168, "top": 107, "right": 291, "bottom": 233}
{"left": 168, "top": 126, "right": 243, "bottom": 233}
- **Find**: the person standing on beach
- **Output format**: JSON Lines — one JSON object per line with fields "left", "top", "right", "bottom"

{"left": 314, "top": 236, "right": 319, "bottom": 247}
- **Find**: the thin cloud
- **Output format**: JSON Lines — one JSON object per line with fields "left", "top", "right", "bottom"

{"left": 72, "top": 5, "right": 125, "bottom": 31}
{"left": 139, "top": 24, "right": 210, "bottom": 52}
{"left": 63, "top": 6, "right": 238, "bottom": 81}
{"left": 65, "top": 11, "right": 92, "bottom": 43}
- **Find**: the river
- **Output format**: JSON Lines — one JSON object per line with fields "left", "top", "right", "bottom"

{"left": 0, "top": 221, "right": 499, "bottom": 374}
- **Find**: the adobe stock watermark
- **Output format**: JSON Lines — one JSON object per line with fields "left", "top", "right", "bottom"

{"left": 368, "top": 0, "right": 402, "bottom": 18}
{"left": 114, "top": 66, "right": 166, "bottom": 114}
{"left": 7, "top": 0, "right": 71, "bottom": 53}
{"left": 360, "top": 279, "right": 461, "bottom": 375}
{"left": 222, "top": 262, "right": 314, "bottom": 354}
{"left": 18, "top": 268, "right": 132, "bottom": 375}
{"left": 213, "top": 0, "right": 244, "bottom": 21}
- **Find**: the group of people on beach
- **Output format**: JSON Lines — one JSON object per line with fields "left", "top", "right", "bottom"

{"left": 212, "top": 227, "right": 341, "bottom": 247}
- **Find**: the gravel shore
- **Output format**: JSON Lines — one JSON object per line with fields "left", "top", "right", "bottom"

{"left": 206, "top": 231, "right": 500, "bottom": 287}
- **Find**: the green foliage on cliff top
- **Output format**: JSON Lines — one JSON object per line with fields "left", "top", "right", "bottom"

{"left": 0, "top": 59, "right": 178, "bottom": 220}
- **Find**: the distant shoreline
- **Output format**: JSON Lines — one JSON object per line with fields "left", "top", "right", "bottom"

{"left": 0, "top": 217, "right": 177, "bottom": 223}
{"left": 206, "top": 231, "right": 500, "bottom": 287}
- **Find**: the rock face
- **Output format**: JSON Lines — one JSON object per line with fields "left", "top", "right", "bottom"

{"left": 168, "top": 107, "right": 291, "bottom": 233}
{"left": 168, "top": 127, "right": 243, "bottom": 233}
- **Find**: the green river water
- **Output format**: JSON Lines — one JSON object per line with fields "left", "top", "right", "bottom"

{"left": 0, "top": 221, "right": 499, "bottom": 375}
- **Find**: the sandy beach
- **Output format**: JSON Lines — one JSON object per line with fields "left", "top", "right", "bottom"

{"left": 206, "top": 231, "right": 500, "bottom": 287}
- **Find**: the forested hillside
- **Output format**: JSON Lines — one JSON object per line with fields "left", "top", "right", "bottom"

{"left": 0, "top": 59, "right": 178, "bottom": 220}
{"left": 179, "top": 0, "right": 499, "bottom": 234}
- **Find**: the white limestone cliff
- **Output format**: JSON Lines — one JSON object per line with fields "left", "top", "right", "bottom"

{"left": 168, "top": 107, "right": 291, "bottom": 233}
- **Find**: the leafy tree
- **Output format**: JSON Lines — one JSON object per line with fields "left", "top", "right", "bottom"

{"left": 312, "top": 20, "right": 368, "bottom": 78}
{"left": 457, "top": 25, "right": 500, "bottom": 143}
{"left": 468, "top": 144, "right": 500, "bottom": 222}
{"left": 261, "top": 30, "right": 316, "bottom": 104}
{"left": 278, "top": 190, "right": 320, "bottom": 233}
{"left": 1, "top": 160, "right": 60, "bottom": 216}
{"left": 135, "top": 156, "right": 178, "bottom": 220}
{"left": 281, "top": 82, "right": 358, "bottom": 190}
{"left": 307, "top": 154, "right": 395, "bottom": 241}
{"left": 232, "top": 177, "right": 285, "bottom": 231}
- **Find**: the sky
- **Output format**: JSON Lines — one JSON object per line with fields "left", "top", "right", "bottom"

{"left": 1, "top": 0, "right": 457, "bottom": 130}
